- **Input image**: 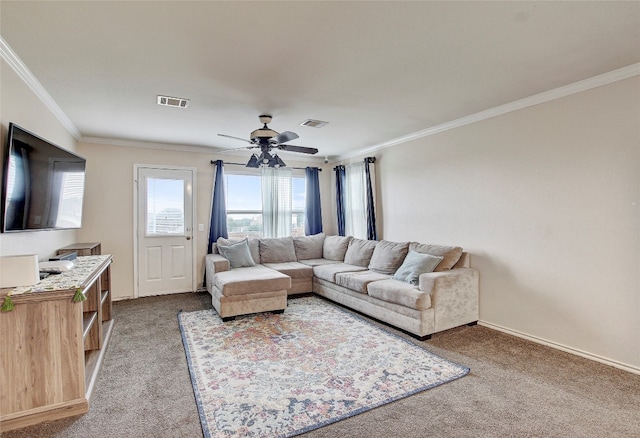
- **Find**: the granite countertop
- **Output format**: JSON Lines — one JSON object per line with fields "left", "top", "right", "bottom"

{"left": 7, "top": 255, "right": 111, "bottom": 296}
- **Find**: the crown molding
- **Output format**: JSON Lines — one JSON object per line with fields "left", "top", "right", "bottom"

{"left": 0, "top": 37, "right": 81, "bottom": 139}
{"left": 81, "top": 136, "right": 222, "bottom": 154}
{"left": 336, "top": 62, "right": 640, "bottom": 161}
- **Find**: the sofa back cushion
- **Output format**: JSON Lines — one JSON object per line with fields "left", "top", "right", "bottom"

{"left": 259, "top": 236, "right": 297, "bottom": 263}
{"left": 218, "top": 237, "right": 260, "bottom": 264}
{"left": 368, "top": 240, "right": 410, "bottom": 275}
{"left": 323, "top": 235, "right": 353, "bottom": 261}
{"left": 217, "top": 239, "right": 256, "bottom": 269}
{"left": 343, "top": 238, "right": 378, "bottom": 267}
{"left": 408, "top": 243, "right": 462, "bottom": 271}
{"left": 293, "top": 233, "right": 325, "bottom": 260}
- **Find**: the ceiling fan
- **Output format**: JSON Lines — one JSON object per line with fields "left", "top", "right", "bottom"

{"left": 218, "top": 115, "right": 318, "bottom": 168}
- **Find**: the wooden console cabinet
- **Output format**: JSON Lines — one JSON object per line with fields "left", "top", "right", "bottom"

{"left": 0, "top": 255, "right": 113, "bottom": 432}
{"left": 57, "top": 242, "right": 102, "bottom": 256}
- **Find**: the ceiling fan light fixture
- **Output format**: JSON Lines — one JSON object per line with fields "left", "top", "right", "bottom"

{"left": 268, "top": 154, "right": 286, "bottom": 168}
{"left": 258, "top": 151, "right": 273, "bottom": 165}
{"left": 245, "top": 154, "right": 260, "bottom": 168}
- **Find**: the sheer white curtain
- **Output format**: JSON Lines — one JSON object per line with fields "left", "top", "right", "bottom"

{"left": 261, "top": 167, "right": 292, "bottom": 238}
{"left": 344, "top": 161, "right": 367, "bottom": 239}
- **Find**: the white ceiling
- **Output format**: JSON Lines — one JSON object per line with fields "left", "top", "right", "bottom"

{"left": 1, "top": 1, "right": 639, "bottom": 161}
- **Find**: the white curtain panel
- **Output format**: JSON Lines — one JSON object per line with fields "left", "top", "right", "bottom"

{"left": 261, "top": 167, "right": 292, "bottom": 238}
{"left": 344, "top": 161, "right": 367, "bottom": 239}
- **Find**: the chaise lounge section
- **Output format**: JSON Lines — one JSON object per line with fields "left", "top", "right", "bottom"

{"left": 205, "top": 233, "right": 479, "bottom": 339}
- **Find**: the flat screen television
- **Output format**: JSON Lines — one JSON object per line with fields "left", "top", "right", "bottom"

{"left": 1, "top": 123, "right": 86, "bottom": 232}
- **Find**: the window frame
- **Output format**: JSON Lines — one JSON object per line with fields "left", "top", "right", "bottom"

{"left": 224, "top": 168, "right": 306, "bottom": 238}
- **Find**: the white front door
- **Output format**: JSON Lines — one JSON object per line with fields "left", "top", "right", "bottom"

{"left": 136, "top": 166, "right": 195, "bottom": 297}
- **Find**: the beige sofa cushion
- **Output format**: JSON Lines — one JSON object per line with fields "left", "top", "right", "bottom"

{"left": 409, "top": 243, "right": 463, "bottom": 271}
{"left": 213, "top": 265, "right": 291, "bottom": 296}
{"left": 293, "top": 233, "right": 325, "bottom": 260}
{"left": 367, "top": 279, "right": 432, "bottom": 310}
{"left": 323, "top": 235, "right": 353, "bottom": 261}
{"left": 217, "top": 237, "right": 261, "bottom": 264}
{"left": 343, "top": 238, "right": 378, "bottom": 267}
{"left": 259, "top": 236, "right": 297, "bottom": 263}
{"left": 313, "top": 263, "right": 367, "bottom": 282}
{"left": 298, "top": 258, "right": 340, "bottom": 267}
{"left": 368, "top": 240, "right": 410, "bottom": 275}
{"left": 335, "top": 270, "right": 391, "bottom": 293}
{"left": 263, "top": 262, "right": 314, "bottom": 279}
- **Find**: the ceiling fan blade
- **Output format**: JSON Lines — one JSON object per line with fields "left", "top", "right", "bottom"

{"left": 218, "top": 133, "right": 253, "bottom": 144}
{"left": 272, "top": 131, "right": 299, "bottom": 144}
{"left": 278, "top": 144, "right": 319, "bottom": 155}
{"left": 217, "top": 145, "right": 258, "bottom": 153}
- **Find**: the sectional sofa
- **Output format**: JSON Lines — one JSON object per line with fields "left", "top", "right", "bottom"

{"left": 204, "top": 233, "right": 479, "bottom": 339}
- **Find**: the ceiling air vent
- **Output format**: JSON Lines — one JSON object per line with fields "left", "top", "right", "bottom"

{"left": 300, "top": 119, "right": 329, "bottom": 128}
{"left": 157, "top": 95, "right": 190, "bottom": 108}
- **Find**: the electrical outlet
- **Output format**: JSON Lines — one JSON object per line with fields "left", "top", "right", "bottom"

{"left": 198, "top": 224, "right": 204, "bottom": 232}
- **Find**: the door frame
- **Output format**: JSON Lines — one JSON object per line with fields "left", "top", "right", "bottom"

{"left": 133, "top": 164, "right": 198, "bottom": 298}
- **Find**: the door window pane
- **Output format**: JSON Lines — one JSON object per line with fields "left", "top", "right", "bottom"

{"left": 146, "top": 177, "right": 184, "bottom": 235}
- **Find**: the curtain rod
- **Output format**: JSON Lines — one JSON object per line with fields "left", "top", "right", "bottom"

{"left": 333, "top": 156, "right": 376, "bottom": 170}
{"left": 211, "top": 160, "right": 322, "bottom": 171}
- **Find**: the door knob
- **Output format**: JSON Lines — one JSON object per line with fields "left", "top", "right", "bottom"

{"left": 186, "top": 236, "right": 191, "bottom": 240}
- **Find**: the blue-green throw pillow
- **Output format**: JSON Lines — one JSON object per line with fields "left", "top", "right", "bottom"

{"left": 393, "top": 250, "right": 443, "bottom": 285}
{"left": 218, "top": 239, "right": 256, "bottom": 269}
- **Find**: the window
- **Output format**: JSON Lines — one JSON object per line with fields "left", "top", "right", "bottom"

{"left": 146, "top": 177, "right": 185, "bottom": 235}
{"left": 225, "top": 173, "right": 306, "bottom": 239}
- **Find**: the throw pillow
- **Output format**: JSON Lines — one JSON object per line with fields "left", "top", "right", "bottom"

{"left": 393, "top": 251, "right": 443, "bottom": 285}
{"left": 217, "top": 237, "right": 260, "bottom": 264}
{"left": 408, "top": 243, "right": 463, "bottom": 272}
{"left": 217, "top": 239, "right": 256, "bottom": 269}
{"left": 344, "top": 238, "right": 378, "bottom": 267}
{"left": 323, "top": 235, "right": 353, "bottom": 261}
{"left": 368, "top": 240, "right": 410, "bottom": 275}
{"left": 293, "top": 233, "right": 325, "bottom": 260}
{"left": 259, "top": 236, "right": 297, "bottom": 263}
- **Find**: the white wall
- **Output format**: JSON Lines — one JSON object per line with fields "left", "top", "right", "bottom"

{"left": 0, "top": 60, "right": 79, "bottom": 260}
{"left": 76, "top": 141, "right": 332, "bottom": 301}
{"left": 369, "top": 76, "right": 639, "bottom": 371}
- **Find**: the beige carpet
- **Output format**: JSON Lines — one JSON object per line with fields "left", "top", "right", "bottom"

{"left": 3, "top": 292, "right": 639, "bottom": 438}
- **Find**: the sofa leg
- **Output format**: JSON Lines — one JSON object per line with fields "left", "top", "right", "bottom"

{"left": 222, "top": 316, "right": 235, "bottom": 322}
{"left": 272, "top": 309, "right": 285, "bottom": 315}
{"left": 417, "top": 334, "right": 432, "bottom": 341}
{"left": 467, "top": 321, "right": 478, "bottom": 326}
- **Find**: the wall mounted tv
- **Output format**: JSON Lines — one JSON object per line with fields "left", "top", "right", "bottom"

{"left": 1, "top": 123, "right": 86, "bottom": 232}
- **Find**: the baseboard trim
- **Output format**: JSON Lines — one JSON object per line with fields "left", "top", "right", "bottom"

{"left": 479, "top": 321, "right": 640, "bottom": 376}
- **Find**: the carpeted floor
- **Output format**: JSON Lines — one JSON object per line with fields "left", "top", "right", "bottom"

{"left": 3, "top": 291, "right": 639, "bottom": 438}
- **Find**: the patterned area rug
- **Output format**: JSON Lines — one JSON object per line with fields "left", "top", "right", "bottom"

{"left": 178, "top": 296, "right": 469, "bottom": 437}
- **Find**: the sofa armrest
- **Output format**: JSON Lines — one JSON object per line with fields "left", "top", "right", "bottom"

{"left": 418, "top": 267, "right": 479, "bottom": 332}
{"left": 205, "top": 254, "right": 231, "bottom": 293}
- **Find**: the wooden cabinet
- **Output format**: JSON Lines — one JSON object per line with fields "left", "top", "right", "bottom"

{"left": 57, "top": 242, "right": 102, "bottom": 256}
{"left": 0, "top": 255, "right": 113, "bottom": 432}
